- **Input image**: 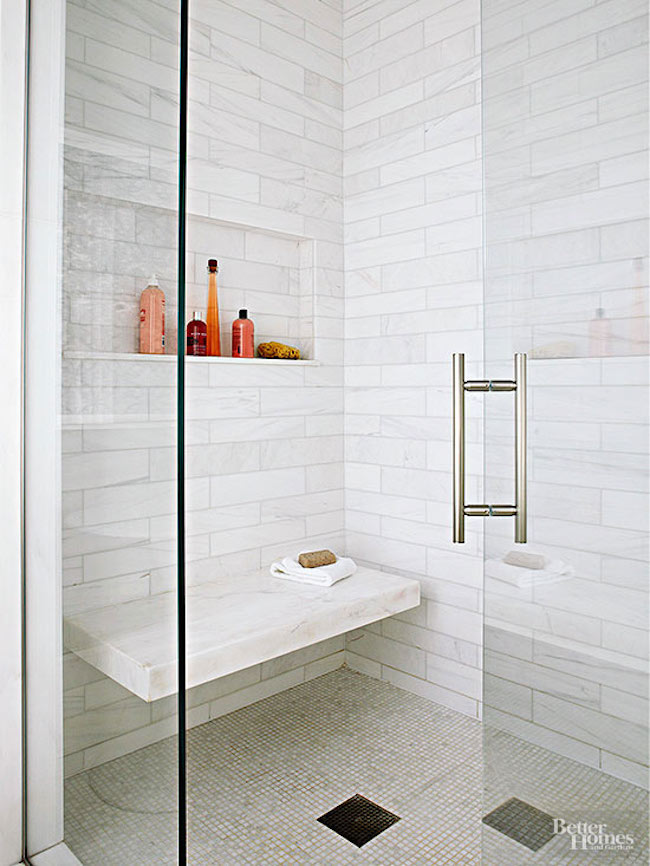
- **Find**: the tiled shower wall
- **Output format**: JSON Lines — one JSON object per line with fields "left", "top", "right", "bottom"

{"left": 481, "top": 0, "right": 649, "bottom": 787}
{"left": 342, "top": 0, "right": 485, "bottom": 718}
{"left": 60, "top": 0, "right": 649, "bottom": 789}
{"left": 62, "top": 0, "right": 345, "bottom": 773}
{"left": 483, "top": 363, "right": 650, "bottom": 788}
{"left": 341, "top": 0, "right": 649, "bottom": 790}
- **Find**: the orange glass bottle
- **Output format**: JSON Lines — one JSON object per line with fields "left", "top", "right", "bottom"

{"left": 206, "top": 258, "right": 221, "bottom": 356}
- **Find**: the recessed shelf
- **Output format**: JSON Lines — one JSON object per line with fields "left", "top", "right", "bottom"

{"left": 529, "top": 354, "right": 648, "bottom": 362}
{"left": 64, "top": 351, "right": 320, "bottom": 366}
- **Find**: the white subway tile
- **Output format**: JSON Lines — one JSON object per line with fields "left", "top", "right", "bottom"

{"left": 209, "top": 668, "right": 305, "bottom": 719}
{"left": 601, "top": 555, "right": 649, "bottom": 592}
{"left": 484, "top": 672, "right": 531, "bottom": 717}
{"left": 381, "top": 28, "right": 475, "bottom": 94}
{"left": 346, "top": 23, "right": 424, "bottom": 79}
{"left": 531, "top": 46, "right": 647, "bottom": 114}
{"left": 261, "top": 23, "right": 342, "bottom": 82}
{"left": 347, "top": 530, "right": 427, "bottom": 572}
{"left": 210, "top": 518, "right": 305, "bottom": 556}
{"left": 485, "top": 706, "right": 600, "bottom": 768}
{"left": 209, "top": 467, "right": 305, "bottom": 506}
{"left": 381, "top": 136, "right": 475, "bottom": 185}
{"left": 424, "top": 0, "right": 480, "bottom": 45}
{"left": 67, "top": 5, "right": 150, "bottom": 54}
{"left": 533, "top": 636, "right": 647, "bottom": 696}
{"left": 602, "top": 622, "right": 649, "bottom": 662}
{"left": 305, "top": 70, "right": 343, "bottom": 109}
{"left": 602, "top": 490, "right": 649, "bottom": 532}
{"left": 346, "top": 125, "right": 424, "bottom": 177}
{"left": 534, "top": 692, "right": 648, "bottom": 765}
{"left": 601, "top": 686, "right": 649, "bottom": 726}
{"left": 427, "top": 600, "right": 482, "bottom": 645}
{"left": 193, "top": 0, "right": 261, "bottom": 44}
{"left": 382, "top": 665, "right": 479, "bottom": 716}
{"left": 345, "top": 461, "right": 381, "bottom": 492}
{"left": 64, "top": 573, "right": 150, "bottom": 616}
{"left": 600, "top": 751, "right": 649, "bottom": 788}
{"left": 346, "top": 177, "right": 425, "bottom": 224}
{"left": 346, "top": 628, "right": 426, "bottom": 677}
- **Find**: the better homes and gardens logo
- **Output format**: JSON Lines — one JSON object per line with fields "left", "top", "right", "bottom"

{"left": 554, "top": 818, "right": 635, "bottom": 852}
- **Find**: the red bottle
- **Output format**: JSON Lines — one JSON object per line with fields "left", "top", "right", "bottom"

{"left": 186, "top": 311, "right": 207, "bottom": 356}
{"left": 232, "top": 309, "right": 254, "bottom": 358}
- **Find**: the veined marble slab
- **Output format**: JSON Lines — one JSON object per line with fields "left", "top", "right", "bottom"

{"left": 64, "top": 567, "right": 420, "bottom": 702}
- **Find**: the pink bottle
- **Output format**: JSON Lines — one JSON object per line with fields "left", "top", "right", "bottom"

{"left": 139, "top": 274, "right": 165, "bottom": 354}
{"left": 232, "top": 309, "right": 254, "bottom": 358}
{"left": 588, "top": 307, "right": 611, "bottom": 357}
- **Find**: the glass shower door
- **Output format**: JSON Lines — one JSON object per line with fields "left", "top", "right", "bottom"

{"left": 57, "top": 1, "right": 184, "bottom": 862}
{"left": 481, "top": 0, "right": 649, "bottom": 861}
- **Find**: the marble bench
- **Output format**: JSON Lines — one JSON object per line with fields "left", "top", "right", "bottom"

{"left": 64, "top": 566, "right": 420, "bottom": 702}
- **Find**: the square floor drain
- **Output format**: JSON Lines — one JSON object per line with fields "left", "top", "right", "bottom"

{"left": 483, "top": 797, "right": 555, "bottom": 851}
{"left": 317, "top": 794, "right": 400, "bottom": 847}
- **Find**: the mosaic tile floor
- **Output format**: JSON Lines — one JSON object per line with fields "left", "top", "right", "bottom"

{"left": 483, "top": 726, "right": 650, "bottom": 865}
{"left": 64, "top": 667, "right": 648, "bottom": 865}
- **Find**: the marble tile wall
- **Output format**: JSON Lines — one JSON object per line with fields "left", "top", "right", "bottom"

{"left": 63, "top": 636, "right": 345, "bottom": 776}
{"left": 483, "top": 360, "right": 649, "bottom": 788}
{"left": 59, "top": 0, "right": 649, "bottom": 791}
{"left": 342, "top": 0, "right": 649, "bottom": 791}
{"left": 482, "top": 0, "right": 649, "bottom": 363}
{"left": 62, "top": 0, "right": 345, "bottom": 772}
{"left": 64, "top": 0, "right": 345, "bottom": 362}
{"left": 481, "top": 0, "right": 649, "bottom": 788}
{"left": 341, "top": 0, "right": 485, "bottom": 720}
{"left": 61, "top": 348, "right": 345, "bottom": 774}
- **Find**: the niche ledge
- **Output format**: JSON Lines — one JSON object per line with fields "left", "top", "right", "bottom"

{"left": 64, "top": 351, "right": 320, "bottom": 366}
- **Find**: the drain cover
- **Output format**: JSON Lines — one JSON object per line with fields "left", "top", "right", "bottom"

{"left": 317, "top": 794, "right": 400, "bottom": 847}
{"left": 483, "top": 797, "right": 555, "bottom": 851}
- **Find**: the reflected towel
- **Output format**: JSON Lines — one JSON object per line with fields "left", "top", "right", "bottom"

{"left": 486, "top": 557, "right": 574, "bottom": 588}
{"left": 270, "top": 555, "right": 357, "bottom": 587}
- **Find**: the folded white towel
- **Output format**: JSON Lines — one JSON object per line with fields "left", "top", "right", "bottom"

{"left": 270, "top": 555, "right": 357, "bottom": 587}
{"left": 486, "top": 557, "right": 575, "bottom": 589}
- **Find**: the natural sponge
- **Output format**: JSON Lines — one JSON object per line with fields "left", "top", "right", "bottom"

{"left": 298, "top": 550, "right": 337, "bottom": 568}
{"left": 257, "top": 341, "right": 301, "bottom": 360}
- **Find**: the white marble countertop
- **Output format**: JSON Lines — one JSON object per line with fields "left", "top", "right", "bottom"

{"left": 64, "top": 567, "right": 420, "bottom": 702}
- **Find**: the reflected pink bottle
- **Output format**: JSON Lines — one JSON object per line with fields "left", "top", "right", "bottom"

{"left": 139, "top": 274, "right": 165, "bottom": 354}
{"left": 232, "top": 309, "right": 254, "bottom": 358}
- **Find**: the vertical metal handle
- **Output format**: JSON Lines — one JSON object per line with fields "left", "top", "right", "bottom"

{"left": 452, "top": 352, "right": 527, "bottom": 544}
{"left": 452, "top": 353, "right": 465, "bottom": 543}
{"left": 514, "top": 353, "right": 527, "bottom": 543}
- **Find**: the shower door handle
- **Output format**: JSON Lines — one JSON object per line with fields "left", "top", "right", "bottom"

{"left": 452, "top": 353, "right": 466, "bottom": 543}
{"left": 513, "top": 353, "right": 527, "bottom": 543}
{"left": 452, "top": 353, "right": 527, "bottom": 543}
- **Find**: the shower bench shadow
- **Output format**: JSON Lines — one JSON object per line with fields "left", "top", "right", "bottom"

{"left": 63, "top": 566, "right": 420, "bottom": 702}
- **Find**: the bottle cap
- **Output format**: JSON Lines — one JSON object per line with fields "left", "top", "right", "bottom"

{"left": 148, "top": 274, "right": 159, "bottom": 287}
{"left": 192, "top": 310, "right": 203, "bottom": 321}
{"left": 207, "top": 258, "right": 218, "bottom": 272}
{"left": 239, "top": 309, "right": 248, "bottom": 319}
{"left": 596, "top": 307, "right": 605, "bottom": 318}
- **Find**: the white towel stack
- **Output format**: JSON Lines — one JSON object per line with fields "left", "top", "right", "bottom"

{"left": 270, "top": 554, "right": 357, "bottom": 587}
{"left": 486, "top": 553, "right": 574, "bottom": 588}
